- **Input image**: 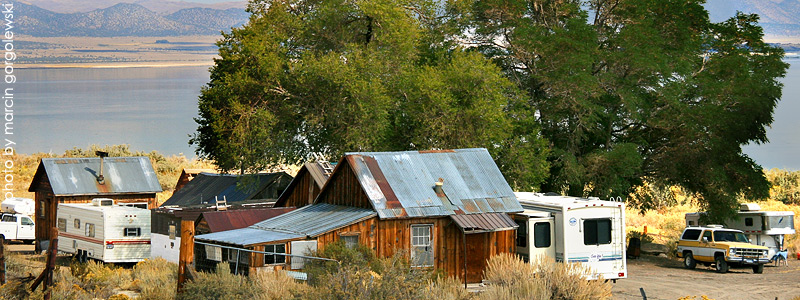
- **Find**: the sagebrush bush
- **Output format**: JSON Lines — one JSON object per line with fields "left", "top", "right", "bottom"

{"left": 130, "top": 258, "right": 177, "bottom": 300}
{"left": 481, "top": 253, "right": 612, "bottom": 300}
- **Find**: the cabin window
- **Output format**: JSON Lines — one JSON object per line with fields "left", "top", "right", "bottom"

{"left": 85, "top": 223, "right": 95, "bottom": 238}
{"left": 74, "top": 219, "right": 81, "bottom": 229}
{"left": 168, "top": 225, "right": 176, "bottom": 240}
{"left": 263, "top": 244, "right": 286, "bottom": 265}
{"left": 38, "top": 200, "right": 45, "bottom": 219}
{"left": 411, "top": 224, "right": 434, "bottom": 267}
{"left": 745, "top": 218, "right": 753, "bottom": 227}
{"left": 583, "top": 219, "right": 611, "bottom": 245}
{"left": 681, "top": 229, "right": 702, "bottom": 240}
{"left": 533, "top": 222, "right": 551, "bottom": 248}
{"left": 124, "top": 228, "right": 141, "bottom": 237}
{"left": 57, "top": 218, "right": 67, "bottom": 232}
{"left": 340, "top": 234, "right": 360, "bottom": 249}
{"left": 515, "top": 220, "right": 527, "bottom": 248}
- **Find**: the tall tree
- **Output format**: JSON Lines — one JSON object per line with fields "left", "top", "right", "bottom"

{"left": 191, "top": 0, "right": 551, "bottom": 188}
{"left": 460, "top": 0, "right": 787, "bottom": 220}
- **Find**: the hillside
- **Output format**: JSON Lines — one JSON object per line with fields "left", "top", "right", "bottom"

{"left": 22, "top": 0, "right": 247, "bottom": 14}
{"left": 706, "top": 0, "right": 800, "bottom": 39}
{"left": 16, "top": 2, "right": 249, "bottom": 36}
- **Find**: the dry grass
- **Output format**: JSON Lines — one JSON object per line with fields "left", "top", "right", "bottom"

{"left": 130, "top": 258, "right": 177, "bottom": 300}
{"left": 481, "top": 253, "right": 612, "bottom": 300}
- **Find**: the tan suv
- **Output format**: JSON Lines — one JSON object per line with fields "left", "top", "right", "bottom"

{"left": 676, "top": 225, "right": 769, "bottom": 273}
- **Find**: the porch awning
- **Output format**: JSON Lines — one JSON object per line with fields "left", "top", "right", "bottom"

{"left": 450, "top": 213, "right": 518, "bottom": 234}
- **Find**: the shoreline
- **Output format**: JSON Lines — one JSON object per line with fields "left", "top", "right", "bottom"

{"left": 18, "top": 61, "right": 216, "bottom": 69}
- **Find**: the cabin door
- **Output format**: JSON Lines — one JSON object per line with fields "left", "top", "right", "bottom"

{"left": 528, "top": 217, "right": 555, "bottom": 260}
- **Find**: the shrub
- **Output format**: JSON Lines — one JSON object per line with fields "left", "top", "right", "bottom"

{"left": 130, "top": 258, "right": 177, "bottom": 300}
{"left": 481, "top": 253, "right": 612, "bottom": 300}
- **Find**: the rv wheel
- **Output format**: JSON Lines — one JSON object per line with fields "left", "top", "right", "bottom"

{"left": 683, "top": 253, "right": 696, "bottom": 269}
{"left": 714, "top": 256, "right": 728, "bottom": 273}
{"left": 753, "top": 264, "right": 764, "bottom": 274}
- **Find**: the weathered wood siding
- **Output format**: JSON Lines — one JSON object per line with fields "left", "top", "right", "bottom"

{"left": 316, "top": 162, "right": 371, "bottom": 209}
{"left": 276, "top": 169, "right": 321, "bottom": 208}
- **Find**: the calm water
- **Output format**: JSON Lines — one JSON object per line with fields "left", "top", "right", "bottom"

{"left": 15, "top": 61, "right": 800, "bottom": 170}
{"left": 17, "top": 66, "right": 210, "bottom": 156}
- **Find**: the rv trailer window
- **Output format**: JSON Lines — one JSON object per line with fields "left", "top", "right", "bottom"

{"left": 74, "top": 219, "right": 81, "bottom": 229}
{"left": 124, "top": 228, "right": 141, "bottom": 237}
{"left": 263, "top": 244, "right": 286, "bottom": 265}
{"left": 57, "top": 218, "right": 66, "bottom": 231}
{"left": 768, "top": 216, "right": 795, "bottom": 230}
{"left": 515, "top": 220, "right": 527, "bottom": 248}
{"left": 86, "top": 223, "right": 95, "bottom": 238}
{"left": 583, "top": 219, "right": 612, "bottom": 245}
{"left": 745, "top": 218, "right": 753, "bottom": 227}
{"left": 533, "top": 222, "right": 551, "bottom": 248}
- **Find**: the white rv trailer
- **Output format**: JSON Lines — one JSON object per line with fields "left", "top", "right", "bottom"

{"left": 57, "top": 198, "right": 151, "bottom": 263}
{"left": 685, "top": 203, "right": 795, "bottom": 259}
{"left": 514, "top": 192, "right": 627, "bottom": 281}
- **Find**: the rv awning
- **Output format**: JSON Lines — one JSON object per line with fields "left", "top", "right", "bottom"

{"left": 450, "top": 213, "right": 518, "bottom": 234}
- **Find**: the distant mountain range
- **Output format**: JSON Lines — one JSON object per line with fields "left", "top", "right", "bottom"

{"left": 706, "top": 0, "right": 800, "bottom": 39}
{"left": 16, "top": 2, "right": 249, "bottom": 36}
{"left": 22, "top": 0, "right": 247, "bottom": 14}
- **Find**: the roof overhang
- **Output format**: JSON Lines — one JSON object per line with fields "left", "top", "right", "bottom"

{"left": 450, "top": 212, "right": 518, "bottom": 234}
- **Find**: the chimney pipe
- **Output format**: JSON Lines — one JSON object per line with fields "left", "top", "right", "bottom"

{"left": 96, "top": 151, "right": 109, "bottom": 184}
{"left": 433, "top": 178, "right": 444, "bottom": 195}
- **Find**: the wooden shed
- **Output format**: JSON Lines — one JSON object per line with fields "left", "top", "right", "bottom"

{"left": 273, "top": 162, "right": 332, "bottom": 208}
{"left": 195, "top": 148, "right": 521, "bottom": 283}
{"left": 27, "top": 157, "right": 162, "bottom": 251}
{"left": 174, "top": 168, "right": 218, "bottom": 192}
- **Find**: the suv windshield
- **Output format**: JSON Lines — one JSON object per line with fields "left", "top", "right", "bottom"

{"left": 713, "top": 231, "right": 749, "bottom": 243}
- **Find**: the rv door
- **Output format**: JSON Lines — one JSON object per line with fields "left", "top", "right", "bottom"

{"left": 528, "top": 217, "right": 555, "bottom": 260}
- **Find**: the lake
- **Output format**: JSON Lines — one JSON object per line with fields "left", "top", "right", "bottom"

{"left": 17, "top": 66, "right": 210, "bottom": 157}
{"left": 16, "top": 60, "right": 800, "bottom": 170}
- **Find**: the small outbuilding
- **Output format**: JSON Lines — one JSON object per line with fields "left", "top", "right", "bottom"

{"left": 272, "top": 161, "right": 333, "bottom": 208}
{"left": 28, "top": 156, "right": 162, "bottom": 251}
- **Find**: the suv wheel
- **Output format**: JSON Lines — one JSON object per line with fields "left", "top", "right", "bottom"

{"left": 683, "top": 252, "right": 697, "bottom": 269}
{"left": 753, "top": 264, "right": 764, "bottom": 274}
{"left": 714, "top": 256, "right": 728, "bottom": 273}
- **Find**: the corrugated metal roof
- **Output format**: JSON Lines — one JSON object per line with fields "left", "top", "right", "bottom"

{"left": 273, "top": 162, "right": 331, "bottom": 207}
{"left": 251, "top": 203, "right": 376, "bottom": 237}
{"left": 161, "top": 172, "right": 292, "bottom": 207}
{"left": 196, "top": 203, "right": 375, "bottom": 246}
{"left": 450, "top": 213, "right": 518, "bottom": 234}
{"left": 344, "top": 148, "right": 522, "bottom": 219}
{"left": 31, "top": 157, "right": 162, "bottom": 195}
{"left": 201, "top": 208, "right": 296, "bottom": 232}
{"left": 195, "top": 227, "right": 304, "bottom": 246}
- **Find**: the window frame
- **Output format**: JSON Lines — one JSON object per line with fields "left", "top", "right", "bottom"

{"left": 533, "top": 222, "right": 552, "bottom": 248}
{"left": 410, "top": 224, "right": 434, "bottom": 267}
{"left": 515, "top": 219, "right": 527, "bottom": 248}
{"left": 74, "top": 218, "right": 81, "bottom": 229}
{"left": 339, "top": 233, "right": 360, "bottom": 249}
{"left": 57, "top": 218, "right": 67, "bottom": 232}
{"left": 583, "top": 218, "right": 612, "bottom": 246}
{"left": 263, "top": 244, "right": 287, "bottom": 265}
{"left": 85, "top": 223, "right": 95, "bottom": 238}
{"left": 124, "top": 227, "right": 141, "bottom": 237}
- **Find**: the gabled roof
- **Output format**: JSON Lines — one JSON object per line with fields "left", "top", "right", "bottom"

{"left": 195, "top": 203, "right": 376, "bottom": 246}
{"left": 200, "top": 207, "right": 296, "bottom": 232}
{"left": 332, "top": 148, "right": 521, "bottom": 219}
{"left": 28, "top": 157, "right": 162, "bottom": 196}
{"left": 273, "top": 162, "right": 331, "bottom": 207}
{"left": 161, "top": 172, "right": 292, "bottom": 207}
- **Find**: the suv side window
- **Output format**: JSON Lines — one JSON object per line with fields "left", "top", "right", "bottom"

{"left": 702, "top": 230, "right": 713, "bottom": 242}
{"left": 681, "top": 229, "right": 702, "bottom": 240}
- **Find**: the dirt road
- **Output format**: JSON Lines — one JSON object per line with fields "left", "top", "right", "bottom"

{"left": 612, "top": 255, "right": 800, "bottom": 300}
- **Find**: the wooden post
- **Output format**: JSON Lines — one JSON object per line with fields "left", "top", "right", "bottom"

{"left": 31, "top": 227, "right": 58, "bottom": 300}
{"left": 177, "top": 219, "right": 195, "bottom": 293}
{"left": 1, "top": 235, "right": 5, "bottom": 285}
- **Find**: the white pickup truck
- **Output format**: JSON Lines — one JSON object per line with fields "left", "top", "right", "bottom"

{"left": 0, "top": 213, "right": 35, "bottom": 242}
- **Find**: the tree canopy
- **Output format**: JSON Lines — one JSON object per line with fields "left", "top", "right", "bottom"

{"left": 192, "top": 0, "right": 788, "bottom": 220}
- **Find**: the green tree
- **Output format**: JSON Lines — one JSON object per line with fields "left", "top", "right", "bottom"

{"left": 458, "top": 0, "right": 787, "bottom": 220}
{"left": 191, "top": 0, "right": 550, "bottom": 189}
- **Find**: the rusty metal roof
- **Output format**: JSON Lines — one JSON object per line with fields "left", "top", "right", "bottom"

{"left": 450, "top": 213, "right": 518, "bottom": 234}
{"left": 196, "top": 203, "right": 375, "bottom": 246}
{"left": 29, "top": 157, "right": 162, "bottom": 195}
{"left": 200, "top": 207, "right": 296, "bottom": 232}
{"left": 161, "top": 172, "right": 292, "bottom": 207}
{"left": 343, "top": 148, "right": 522, "bottom": 219}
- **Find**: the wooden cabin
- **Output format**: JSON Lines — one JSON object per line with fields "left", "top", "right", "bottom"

{"left": 153, "top": 172, "right": 292, "bottom": 263}
{"left": 273, "top": 162, "right": 332, "bottom": 208}
{"left": 195, "top": 148, "right": 521, "bottom": 283}
{"left": 27, "top": 157, "right": 162, "bottom": 251}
